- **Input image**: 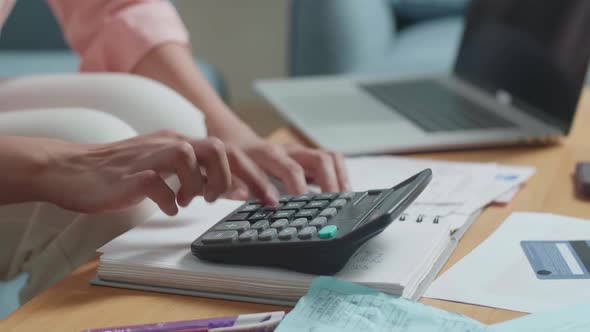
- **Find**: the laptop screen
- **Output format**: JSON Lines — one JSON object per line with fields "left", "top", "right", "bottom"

{"left": 454, "top": 0, "right": 590, "bottom": 132}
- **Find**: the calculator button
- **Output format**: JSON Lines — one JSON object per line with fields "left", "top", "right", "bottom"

{"left": 315, "top": 193, "right": 338, "bottom": 200}
{"left": 271, "top": 210, "right": 296, "bottom": 220}
{"left": 258, "top": 228, "right": 278, "bottom": 241}
{"left": 289, "top": 218, "right": 308, "bottom": 230}
{"left": 291, "top": 193, "right": 315, "bottom": 202}
{"left": 202, "top": 230, "right": 239, "bottom": 244}
{"left": 215, "top": 221, "right": 250, "bottom": 232}
{"left": 329, "top": 199, "right": 347, "bottom": 208}
{"left": 239, "top": 204, "right": 260, "bottom": 213}
{"left": 309, "top": 217, "right": 327, "bottom": 228}
{"left": 261, "top": 203, "right": 283, "bottom": 211}
{"left": 318, "top": 225, "right": 338, "bottom": 239}
{"left": 305, "top": 200, "right": 329, "bottom": 209}
{"left": 238, "top": 229, "right": 258, "bottom": 242}
{"left": 368, "top": 189, "right": 383, "bottom": 195}
{"left": 227, "top": 212, "right": 250, "bottom": 221}
{"left": 278, "top": 227, "right": 298, "bottom": 240}
{"left": 249, "top": 211, "right": 273, "bottom": 221}
{"left": 251, "top": 219, "right": 270, "bottom": 231}
{"left": 295, "top": 209, "right": 319, "bottom": 219}
{"left": 298, "top": 226, "right": 317, "bottom": 240}
{"left": 339, "top": 192, "right": 356, "bottom": 200}
{"left": 283, "top": 201, "right": 306, "bottom": 210}
{"left": 270, "top": 218, "right": 289, "bottom": 230}
{"left": 319, "top": 208, "right": 338, "bottom": 218}
{"left": 279, "top": 195, "right": 292, "bottom": 203}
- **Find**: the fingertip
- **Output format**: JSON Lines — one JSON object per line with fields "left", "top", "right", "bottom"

{"left": 204, "top": 190, "right": 219, "bottom": 203}
{"left": 295, "top": 184, "right": 309, "bottom": 195}
{"left": 178, "top": 196, "right": 193, "bottom": 207}
{"left": 264, "top": 188, "right": 280, "bottom": 206}
{"left": 165, "top": 204, "right": 179, "bottom": 216}
{"left": 234, "top": 188, "right": 250, "bottom": 201}
{"left": 176, "top": 192, "right": 188, "bottom": 207}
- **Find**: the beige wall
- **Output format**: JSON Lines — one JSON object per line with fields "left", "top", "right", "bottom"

{"left": 177, "top": 0, "right": 289, "bottom": 107}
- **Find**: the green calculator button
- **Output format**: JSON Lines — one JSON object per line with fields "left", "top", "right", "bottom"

{"left": 318, "top": 225, "right": 338, "bottom": 239}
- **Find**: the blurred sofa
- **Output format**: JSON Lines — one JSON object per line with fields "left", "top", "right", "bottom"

{"left": 289, "top": 0, "right": 590, "bottom": 84}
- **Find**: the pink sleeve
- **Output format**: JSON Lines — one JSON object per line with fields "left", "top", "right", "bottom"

{"left": 48, "top": 0, "right": 190, "bottom": 72}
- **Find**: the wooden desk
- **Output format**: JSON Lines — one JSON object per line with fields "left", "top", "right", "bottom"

{"left": 3, "top": 91, "right": 590, "bottom": 331}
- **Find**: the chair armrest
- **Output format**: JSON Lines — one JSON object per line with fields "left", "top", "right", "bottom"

{"left": 289, "top": 0, "right": 395, "bottom": 76}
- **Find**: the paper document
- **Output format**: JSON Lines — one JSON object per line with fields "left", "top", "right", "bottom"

{"left": 455, "top": 165, "right": 534, "bottom": 214}
{"left": 492, "top": 186, "right": 521, "bottom": 205}
{"left": 345, "top": 157, "right": 534, "bottom": 216}
{"left": 492, "top": 301, "right": 590, "bottom": 332}
{"left": 276, "top": 277, "right": 489, "bottom": 332}
{"left": 425, "top": 212, "right": 590, "bottom": 313}
{"left": 346, "top": 156, "right": 497, "bottom": 205}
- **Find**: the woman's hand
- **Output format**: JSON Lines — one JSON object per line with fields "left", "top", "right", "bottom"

{"left": 219, "top": 134, "right": 351, "bottom": 200}
{"left": 36, "top": 130, "right": 279, "bottom": 216}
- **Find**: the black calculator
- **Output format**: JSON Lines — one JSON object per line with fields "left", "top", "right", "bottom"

{"left": 191, "top": 169, "right": 432, "bottom": 274}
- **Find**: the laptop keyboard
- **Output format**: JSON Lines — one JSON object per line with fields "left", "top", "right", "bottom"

{"left": 361, "top": 80, "right": 517, "bottom": 132}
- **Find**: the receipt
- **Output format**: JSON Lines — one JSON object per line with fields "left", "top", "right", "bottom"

{"left": 276, "top": 277, "right": 489, "bottom": 332}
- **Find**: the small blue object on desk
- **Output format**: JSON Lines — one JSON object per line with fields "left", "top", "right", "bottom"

{"left": 521, "top": 240, "right": 590, "bottom": 280}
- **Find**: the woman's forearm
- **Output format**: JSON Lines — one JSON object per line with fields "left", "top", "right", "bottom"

{"left": 132, "top": 43, "right": 258, "bottom": 141}
{"left": 0, "top": 136, "right": 51, "bottom": 205}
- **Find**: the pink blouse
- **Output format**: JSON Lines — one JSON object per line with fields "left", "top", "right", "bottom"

{"left": 0, "top": 0, "right": 189, "bottom": 72}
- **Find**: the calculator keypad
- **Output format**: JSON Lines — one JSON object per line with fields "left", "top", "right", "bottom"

{"left": 200, "top": 192, "right": 359, "bottom": 245}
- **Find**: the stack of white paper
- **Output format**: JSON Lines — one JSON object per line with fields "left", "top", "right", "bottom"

{"left": 346, "top": 156, "right": 534, "bottom": 217}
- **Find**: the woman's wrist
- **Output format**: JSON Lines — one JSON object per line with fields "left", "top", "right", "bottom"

{"left": 132, "top": 44, "right": 264, "bottom": 145}
{"left": 206, "top": 115, "right": 261, "bottom": 144}
{"left": 0, "top": 136, "right": 58, "bottom": 204}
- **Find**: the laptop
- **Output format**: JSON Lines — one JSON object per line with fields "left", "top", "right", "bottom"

{"left": 256, "top": 0, "right": 590, "bottom": 155}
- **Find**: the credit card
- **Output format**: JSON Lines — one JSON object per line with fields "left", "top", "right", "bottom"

{"left": 521, "top": 240, "right": 590, "bottom": 279}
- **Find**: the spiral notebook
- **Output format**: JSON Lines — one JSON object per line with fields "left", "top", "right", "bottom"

{"left": 93, "top": 198, "right": 480, "bottom": 306}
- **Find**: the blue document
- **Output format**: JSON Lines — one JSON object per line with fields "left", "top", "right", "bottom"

{"left": 276, "top": 277, "right": 489, "bottom": 332}
{"left": 521, "top": 240, "right": 590, "bottom": 279}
